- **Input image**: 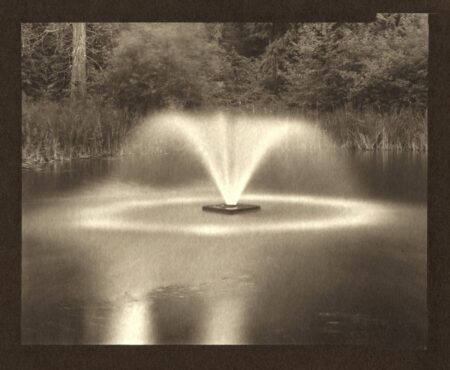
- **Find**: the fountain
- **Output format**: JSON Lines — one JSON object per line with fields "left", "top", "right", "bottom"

{"left": 202, "top": 203, "right": 261, "bottom": 215}
{"left": 22, "top": 110, "right": 426, "bottom": 347}
{"left": 133, "top": 111, "right": 292, "bottom": 214}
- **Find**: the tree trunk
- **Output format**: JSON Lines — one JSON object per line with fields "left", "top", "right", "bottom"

{"left": 70, "top": 23, "right": 87, "bottom": 100}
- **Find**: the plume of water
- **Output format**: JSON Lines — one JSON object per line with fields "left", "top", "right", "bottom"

{"left": 145, "top": 112, "right": 291, "bottom": 205}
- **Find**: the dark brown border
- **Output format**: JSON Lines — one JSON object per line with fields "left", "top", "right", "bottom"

{"left": 1, "top": 1, "right": 449, "bottom": 369}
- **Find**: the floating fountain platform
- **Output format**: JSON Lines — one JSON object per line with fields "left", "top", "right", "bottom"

{"left": 202, "top": 203, "right": 261, "bottom": 215}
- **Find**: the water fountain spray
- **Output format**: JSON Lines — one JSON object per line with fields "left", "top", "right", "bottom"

{"left": 198, "top": 114, "right": 269, "bottom": 214}
{"left": 143, "top": 112, "right": 291, "bottom": 214}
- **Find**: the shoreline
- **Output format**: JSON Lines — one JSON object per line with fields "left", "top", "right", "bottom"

{"left": 22, "top": 147, "right": 428, "bottom": 171}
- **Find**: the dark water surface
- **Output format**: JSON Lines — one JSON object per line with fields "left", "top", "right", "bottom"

{"left": 22, "top": 151, "right": 427, "bottom": 347}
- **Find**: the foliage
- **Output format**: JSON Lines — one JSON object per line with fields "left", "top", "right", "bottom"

{"left": 22, "top": 23, "right": 72, "bottom": 99}
{"left": 100, "top": 23, "right": 225, "bottom": 113}
{"left": 21, "top": 23, "right": 120, "bottom": 99}
{"left": 22, "top": 96, "right": 136, "bottom": 165}
{"left": 22, "top": 99, "right": 426, "bottom": 168}
{"left": 21, "top": 16, "right": 428, "bottom": 165}
{"left": 278, "top": 15, "right": 428, "bottom": 111}
{"left": 311, "top": 108, "right": 427, "bottom": 151}
{"left": 22, "top": 17, "right": 427, "bottom": 111}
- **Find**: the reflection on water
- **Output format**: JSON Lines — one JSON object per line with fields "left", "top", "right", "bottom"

{"left": 22, "top": 152, "right": 427, "bottom": 347}
{"left": 108, "top": 300, "right": 151, "bottom": 345}
{"left": 149, "top": 285, "right": 207, "bottom": 344}
{"left": 205, "top": 298, "right": 245, "bottom": 344}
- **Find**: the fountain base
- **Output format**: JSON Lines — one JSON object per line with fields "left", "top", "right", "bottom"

{"left": 202, "top": 203, "right": 261, "bottom": 215}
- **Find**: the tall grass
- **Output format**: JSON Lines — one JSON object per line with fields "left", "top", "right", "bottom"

{"left": 225, "top": 104, "right": 427, "bottom": 151}
{"left": 22, "top": 99, "right": 427, "bottom": 169}
{"left": 307, "top": 107, "right": 427, "bottom": 151}
{"left": 22, "top": 98, "right": 137, "bottom": 167}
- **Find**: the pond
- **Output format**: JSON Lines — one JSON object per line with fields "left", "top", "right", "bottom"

{"left": 22, "top": 151, "right": 427, "bottom": 347}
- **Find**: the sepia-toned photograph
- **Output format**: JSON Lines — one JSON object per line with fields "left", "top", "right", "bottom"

{"left": 22, "top": 16, "right": 427, "bottom": 347}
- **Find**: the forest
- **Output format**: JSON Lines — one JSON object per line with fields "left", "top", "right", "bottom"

{"left": 21, "top": 15, "right": 428, "bottom": 167}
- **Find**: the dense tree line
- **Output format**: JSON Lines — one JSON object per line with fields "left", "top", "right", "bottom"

{"left": 21, "top": 17, "right": 428, "bottom": 166}
{"left": 22, "top": 15, "right": 427, "bottom": 114}
{"left": 22, "top": 23, "right": 120, "bottom": 99}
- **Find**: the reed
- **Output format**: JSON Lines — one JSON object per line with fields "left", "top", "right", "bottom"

{"left": 306, "top": 107, "right": 427, "bottom": 152}
{"left": 22, "top": 98, "right": 137, "bottom": 167}
{"left": 22, "top": 100, "right": 427, "bottom": 169}
{"left": 226, "top": 105, "right": 427, "bottom": 152}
